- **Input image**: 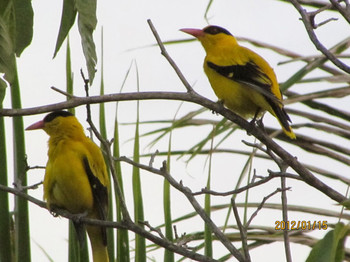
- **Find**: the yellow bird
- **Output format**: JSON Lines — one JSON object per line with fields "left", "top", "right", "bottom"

{"left": 26, "top": 111, "right": 109, "bottom": 262}
{"left": 181, "top": 25, "right": 296, "bottom": 139}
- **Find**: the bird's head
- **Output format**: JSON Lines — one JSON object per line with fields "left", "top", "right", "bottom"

{"left": 180, "top": 25, "right": 236, "bottom": 52}
{"left": 26, "top": 111, "right": 82, "bottom": 137}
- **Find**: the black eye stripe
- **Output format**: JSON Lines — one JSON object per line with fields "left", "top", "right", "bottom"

{"left": 44, "top": 111, "right": 74, "bottom": 123}
{"left": 203, "top": 26, "right": 232, "bottom": 36}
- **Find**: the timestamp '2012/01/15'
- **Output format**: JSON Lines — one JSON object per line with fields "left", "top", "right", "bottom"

{"left": 275, "top": 220, "right": 328, "bottom": 230}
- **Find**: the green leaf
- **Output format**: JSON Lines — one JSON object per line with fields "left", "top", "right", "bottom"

{"left": 13, "top": 0, "right": 33, "bottom": 56}
{"left": 0, "top": 77, "right": 7, "bottom": 103}
{"left": 0, "top": 103, "right": 12, "bottom": 262}
{"left": 132, "top": 65, "right": 146, "bottom": 262}
{"left": 76, "top": 0, "right": 97, "bottom": 83}
{"left": 204, "top": 128, "right": 214, "bottom": 257}
{"left": 0, "top": 15, "right": 15, "bottom": 85}
{"left": 306, "top": 222, "right": 350, "bottom": 262}
{"left": 11, "top": 62, "right": 31, "bottom": 262}
{"left": 53, "top": 0, "right": 77, "bottom": 58}
{"left": 114, "top": 62, "right": 132, "bottom": 262}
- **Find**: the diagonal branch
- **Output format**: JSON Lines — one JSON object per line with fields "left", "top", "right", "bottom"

{"left": 0, "top": 85, "right": 346, "bottom": 205}
{"left": 289, "top": 0, "right": 350, "bottom": 74}
{"left": 147, "top": 19, "right": 194, "bottom": 93}
{"left": 329, "top": 0, "right": 350, "bottom": 24}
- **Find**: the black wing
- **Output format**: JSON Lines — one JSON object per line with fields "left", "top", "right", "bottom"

{"left": 207, "top": 60, "right": 282, "bottom": 105}
{"left": 83, "top": 156, "right": 109, "bottom": 246}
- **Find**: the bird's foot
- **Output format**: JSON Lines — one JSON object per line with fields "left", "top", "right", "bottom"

{"left": 246, "top": 117, "right": 266, "bottom": 136}
{"left": 73, "top": 211, "right": 89, "bottom": 223}
{"left": 246, "top": 119, "right": 256, "bottom": 136}
{"left": 256, "top": 118, "right": 265, "bottom": 131}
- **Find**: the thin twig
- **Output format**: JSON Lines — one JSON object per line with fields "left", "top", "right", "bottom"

{"left": 147, "top": 19, "right": 195, "bottom": 93}
{"left": 116, "top": 156, "right": 245, "bottom": 261}
{"left": 231, "top": 198, "right": 251, "bottom": 261}
{"left": 192, "top": 172, "right": 300, "bottom": 196}
{"left": 289, "top": 0, "right": 350, "bottom": 74}
{"left": 329, "top": 0, "right": 350, "bottom": 24}
{"left": 245, "top": 188, "right": 288, "bottom": 227}
{"left": 139, "top": 220, "right": 165, "bottom": 239}
{"left": 80, "top": 71, "right": 132, "bottom": 223}
{"left": 280, "top": 169, "right": 292, "bottom": 262}
{"left": 51, "top": 86, "right": 76, "bottom": 98}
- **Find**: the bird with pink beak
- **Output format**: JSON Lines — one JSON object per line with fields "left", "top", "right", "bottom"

{"left": 179, "top": 25, "right": 295, "bottom": 139}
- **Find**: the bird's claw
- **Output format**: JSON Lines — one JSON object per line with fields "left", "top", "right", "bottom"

{"left": 73, "top": 211, "right": 89, "bottom": 223}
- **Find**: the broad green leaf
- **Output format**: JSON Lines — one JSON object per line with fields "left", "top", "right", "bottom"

{"left": 13, "top": 0, "right": 33, "bottom": 56}
{"left": 0, "top": 77, "right": 7, "bottom": 103}
{"left": 0, "top": 15, "right": 15, "bottom": 85}
{"left": 76, "top": 0, "right": 97, "bottom": 83}
{"left": 306, "top": 222, "right": 350, "bottom": 262}
{"left": 53, "top": 0, "right": 77, "bottom": 58}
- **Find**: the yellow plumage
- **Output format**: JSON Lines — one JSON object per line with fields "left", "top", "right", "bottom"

{"left": 181, "top": 25, "right": 296, "bottom": 139}
{"left": 26, "top": 111, "right": 109, "bottom": 262}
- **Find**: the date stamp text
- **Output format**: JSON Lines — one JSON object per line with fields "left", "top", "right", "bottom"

{"left": 275, "top": 220, "right": 328, "bottom": 230}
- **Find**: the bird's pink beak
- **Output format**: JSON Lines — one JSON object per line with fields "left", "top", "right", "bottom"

{"left": 180, "top": 28, "right": 204, "bottom": 38}
{"left": 26, "top": 120, "right": 45, "bottom": 130}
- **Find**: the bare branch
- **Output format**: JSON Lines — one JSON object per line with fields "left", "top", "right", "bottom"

{"left": 289, "top": 0, "right": 350, "bottom": 74}
{"left": 116, "top": 156, "right": 245, "bottom": 261}
{"left": 80, "top": 73, "right": 133, "bottom": 223}
{"left": 0, "top": 183, "right": 221, "bottom": 262}
{"left": 231, "top": 198, "right": 251, "bottom": 261}
{"left": 329, "top": 0, "right": 350, "bottom": 24}
{"left": 147, "top": 19, "right": 194, "bottom": 93}
{"left": 192, "top": 172, "right": 300, "bottom": 196}
{"left": 0, "top": 78, "right": 345, "bottom": 205}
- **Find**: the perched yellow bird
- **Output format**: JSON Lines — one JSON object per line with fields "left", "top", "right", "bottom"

{"left": 181, "top": 25, "right": 296, "bottom": 139}
{"left": 26, "top": 111, "right": 109, "bottom": 262}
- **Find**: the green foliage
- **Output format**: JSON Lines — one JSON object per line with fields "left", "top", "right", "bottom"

{"left": 76, "top": 0, "right": 97, "bottom": 83}
{"left": 0, "top": 0, "right": 33, "bottom": 86}
{"left": 53, "top": 0, "right": 77, "bottom": 58}
{"left": 53, "top": 0, "right": 97, "bottom": 82}
{"left": 0, "top": 15, "right": 15, "bottom": 86}
{"left": 306, "top": 223, "right": 350, "bottom": 262}
{"left": 12, "top": 0, "right": 33, "bottom": 56}
{"left": 11, "top": 63, "right": 31, "bottom": 262}
{"left": 0, "top": 104, "right": 12, "bottom": 262}
{"left": 132, "top": 72, "right": 146, "bottom": 262}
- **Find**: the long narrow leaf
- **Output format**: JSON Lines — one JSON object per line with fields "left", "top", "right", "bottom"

{"left": 98, "top": 29, "right": 115, "bottom": 261}
{"left": 114, "top": 63, "right": 133, "bottom": 262}
{"left": 0, "top": 103, "right": 12, "bottom": 262}
{"left": 53, "top": 0, "right": 77, "bottom": 58}
{"left": 204, "top": 127, "right": 214, "bottom": 257}
{"left": 163, "top": 105, "right": 183, "bottom": 262}
{"left": 66, "top": 37, "right": 88, "bottom": 262}
{"left": 11, "top": 61, "right": 31, "bottom": 262}
{"left": 133, "top": 65, "right": 146, "bottom": 262}
{"left": 76, "top": 0, "right": 97, "bottom": 83}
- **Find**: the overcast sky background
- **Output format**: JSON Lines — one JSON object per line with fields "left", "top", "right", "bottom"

{"left": 2, "top": 0, "right": 350, "bottom": 261}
